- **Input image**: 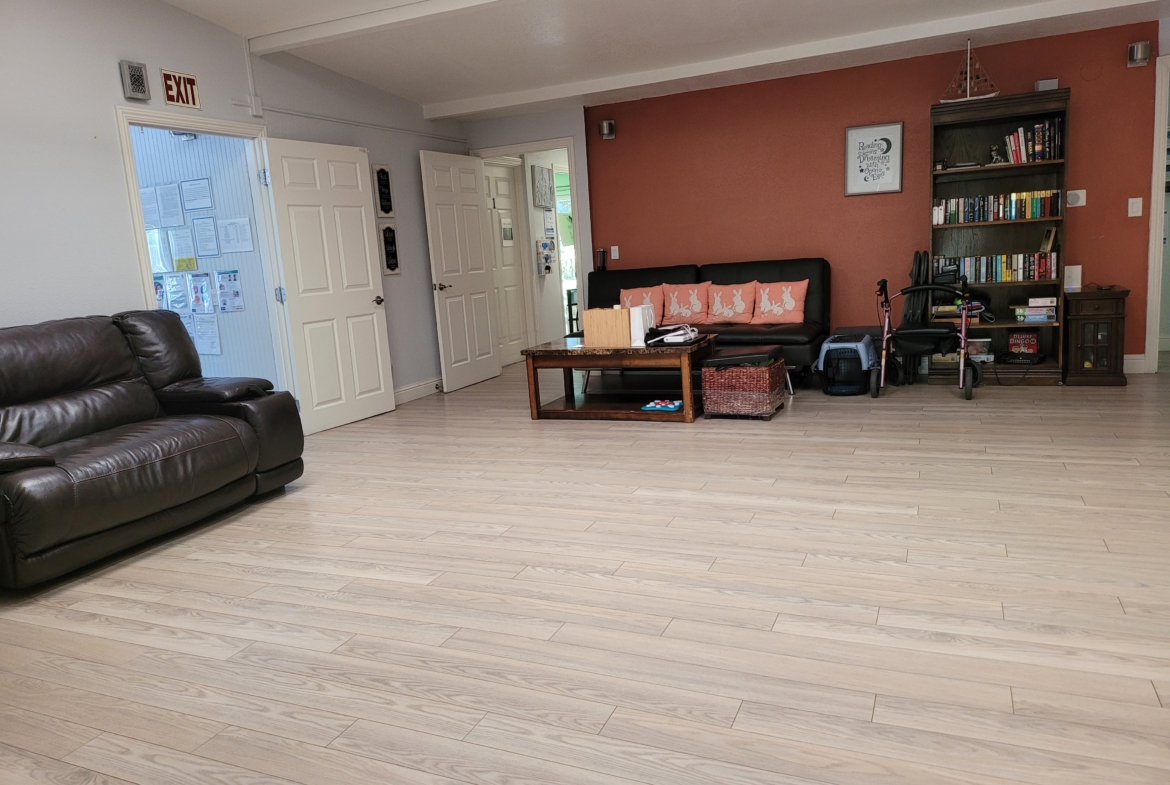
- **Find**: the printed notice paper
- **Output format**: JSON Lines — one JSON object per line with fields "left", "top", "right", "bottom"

{"left": 187, "top": 272, "right": 213, "bottom": 314}
{"left": 146, "top": 228, "right": 170, "bottom": 273}
{"left": 217, "top": 218, "right": 254, "bottom": 253}
{"left": 153, "top": 274, "right": 167, "bottom": 309}
{"left": 156, "top": 183, "right": 184, "bottom": 227}
{"left": 180, "top": 178, "right": 213, "bottom": 211}
{"left": 140, "top": 187, "right": 161, "bottom": 227}
{"left": 164, "top": 274, "right": 189, "bottom": 312}
{"left": 193, "top": 314, "right": 221, "bottom": 355}
{"left": 169, "top": 228, "right": 197, "bottom": 271}
{"left": 192, "top": 216, "right": 220, "bottom": 257}
{"left": 214, "top": 269, "right": 244, "bottom": 312}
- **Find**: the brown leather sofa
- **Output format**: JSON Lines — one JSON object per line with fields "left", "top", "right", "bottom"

{"left": 0, "top": 310, "right": 304, "bottom": 589}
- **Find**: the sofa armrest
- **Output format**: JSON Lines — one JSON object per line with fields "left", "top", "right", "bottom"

{"left": 162, "top": 391, "right": 303, "bottom": 473}
{"left": 0, "top": 443, "right": 55, "bottom": 473}
{"left": 156, "top": 377, "right": 274, "bottom": 404}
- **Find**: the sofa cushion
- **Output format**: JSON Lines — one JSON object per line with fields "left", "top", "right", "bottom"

{"left": 662, "top": 282, "right": 710, "bottom": 325}
{"left": 619, "top": 287, "right": 665, "bottom": 322}
{"left": 0, "top": 415, "right": 258, "bottom": 557}
{"left": 706, "top": 282, "right": 756, "bottom": 324}
{"left": 587, "top": 265, "right": 699, "bottom": 310}
{"left": 114, "top": 310, "right": 202, "bottom": 390}
{"left": 0, "top": 317, "right": 160, "bottom": 447}
{"left": 699, "top": 258, "right": 830, "bottom": 327}
{"left": 696, "top": 321, "right": 823, "bottom": 346}
{"left": 752, "top": 279, "right": 809, "bottom": 325}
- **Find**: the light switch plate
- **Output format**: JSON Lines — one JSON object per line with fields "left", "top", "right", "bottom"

{"left": 1128, "top": 197, "right": 1143, "bottom": 217}
{"left": 610, "top": 246, "right": 620, "bottom": 260}
{"left": 1066, "top": 189, "right": 1087, "bottom": 208}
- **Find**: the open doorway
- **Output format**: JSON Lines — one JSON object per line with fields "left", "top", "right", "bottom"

{"left": 127, "top": 123, "right": 283, "bottom": 385}
{"left": 1148, "top": 56, "right": 1170, "bottom": 372}
{"left": 473, "top": 138, "right": 585, "bottom": 352}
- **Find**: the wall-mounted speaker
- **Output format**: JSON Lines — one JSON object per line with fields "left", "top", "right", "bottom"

{"left": 1129, "top": 41, "right": 1151, "bottom": 68}
{"left": 599, "top": 120, "right": 616, "bottom": 140}
{"left": 119, "top": 60, "right": 150, "bottom": 101}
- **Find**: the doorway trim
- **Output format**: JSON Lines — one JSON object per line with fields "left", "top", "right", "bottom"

{"left": 1143, "top": 55, "right": 1169, "bottom": 372}
{"left": 114, "top": 105, "right": 294, "bottom": 392}
{"left": 471, "top": 137, "right": 587, "bottom": 339}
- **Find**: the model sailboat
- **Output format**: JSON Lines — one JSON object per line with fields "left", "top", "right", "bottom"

{"left": 940, "top": 40, "right": 1000, "bottom": 103}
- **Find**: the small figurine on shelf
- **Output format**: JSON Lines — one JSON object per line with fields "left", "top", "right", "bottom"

{"left": 989, "top": 144, "right": 1007, "bottom": 165}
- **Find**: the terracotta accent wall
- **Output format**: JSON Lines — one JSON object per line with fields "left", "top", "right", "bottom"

{"left": 585, "top": 23, "right": 1157, "bottom": 353}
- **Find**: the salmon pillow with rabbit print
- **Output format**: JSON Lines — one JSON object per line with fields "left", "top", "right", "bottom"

{"left": 751, "top": 279, "right": 809, "bottom": 325}
{"left": 661, "top": 282, "right": 710, "bottom": 325}
{"left": 704, "top": 282, "right": 756, "bottom": 324}
{"left": 619, "top": 286, "right": 665, "bottom": 322}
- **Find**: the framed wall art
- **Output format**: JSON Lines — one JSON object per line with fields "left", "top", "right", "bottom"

{"left": 531, "top": 165, "right": 555, "bottom": 209}
{"left": 845, "top": 122, "right": 903, "bottom": 195}
{"left": 378, "top": 222, "right": 399, "bottom": 275}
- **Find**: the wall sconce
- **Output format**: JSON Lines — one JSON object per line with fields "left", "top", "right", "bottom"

{"left": 599, "top": 120, "right": 616, "bottom": 140}
{"left": 1129, "top": 41, "right": 1151, "bottom": 68}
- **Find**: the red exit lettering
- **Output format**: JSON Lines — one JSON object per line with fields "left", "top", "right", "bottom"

{"left": 160, "top": 70, "right": 200, "bottom": 109}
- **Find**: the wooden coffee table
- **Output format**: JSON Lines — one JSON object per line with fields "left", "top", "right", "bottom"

{"left": 522, "top": 336, "right": 714, "bottom": 422}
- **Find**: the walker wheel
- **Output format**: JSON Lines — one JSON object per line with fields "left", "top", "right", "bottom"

{"left": 963, "top": 369, "right": 974, "bottom": 400}
{"left": 870, "top": 368, "right": 880, "bottom": 398}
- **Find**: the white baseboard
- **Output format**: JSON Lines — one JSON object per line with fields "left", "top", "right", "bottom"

{"left": 394, "top": 376, "right": 442, "bottom": 405}
{"left": 1124, "top": 354, "right": 1150, "bottom": 374}
{"left": 1160, "top": 335, "right": 1170, "bottom": 352}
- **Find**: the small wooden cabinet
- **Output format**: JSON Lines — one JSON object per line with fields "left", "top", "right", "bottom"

{"left": 1064, "top": 287, "right": 1128, "bottom": 385}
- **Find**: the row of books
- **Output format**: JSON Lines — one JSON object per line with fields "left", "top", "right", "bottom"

{"left": 1013, "top": 304, "right": 1057, "bottom": 324}
{"left": 932, "top": 190, "right": 1062, "bottom": 225}
{"left": 932, "top": 252, "right": 1059, "bottom": 283}
{"left": 1002, "top": 119, "right": 1062, "bottom": 164}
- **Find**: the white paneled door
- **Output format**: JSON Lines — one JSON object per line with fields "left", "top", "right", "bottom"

{"left": 264, "top": 138, "right": 395, "bottom": 434}
{"left": 485, "top": 163, "right": 529, "bottom": 366}
{"left": 420, "top": 151, "right": 501, "bottom": 392}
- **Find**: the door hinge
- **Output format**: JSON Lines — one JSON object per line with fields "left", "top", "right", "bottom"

{"left": 274, "top": 286, "right": 287, "bottom": 304}
{"left": 259, "top": 168, "right": 271, "bottom": 186}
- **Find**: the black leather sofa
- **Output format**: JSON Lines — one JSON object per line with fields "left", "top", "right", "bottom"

{"left": 587, "top": 257, "right": 831, "bottom": 368}
{"left": 0, "top": 310, "right": 304, "bottom": 589}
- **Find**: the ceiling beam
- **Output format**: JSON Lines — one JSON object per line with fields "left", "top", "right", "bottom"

{"left": 423, "top": 0, "right": 1167, "bottom": 118}
{"left": 248, "top": 0, "right": 507, "bottom": 56}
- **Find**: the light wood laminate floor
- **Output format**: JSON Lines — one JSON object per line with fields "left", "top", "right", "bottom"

{"left": 3, "top": 365, "right": 1170, "bottom": 785}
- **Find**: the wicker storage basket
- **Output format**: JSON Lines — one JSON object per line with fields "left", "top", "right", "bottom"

{"left": 702, "top": 360, "right": 786, "bottom": 418}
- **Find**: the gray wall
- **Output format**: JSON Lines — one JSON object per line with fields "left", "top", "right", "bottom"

{"left": 0, "top": 0, "right": 470, "bottom": 395}
{"left": 0, "top": 0, "right": 257, "bottom": 327}
{"left": 252, "top": 53, "right": 468, "bottom": 391}
{"left": 465, "top": 108, "right": 594, "bottom": 308}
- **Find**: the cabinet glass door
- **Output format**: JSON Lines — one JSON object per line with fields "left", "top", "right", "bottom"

{"left": 1081, "top": 322, "right": 1110, "bottom": 369}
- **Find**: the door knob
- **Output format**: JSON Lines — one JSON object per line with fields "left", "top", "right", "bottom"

{"left": 433, "top": 283, "right": 452, "bottom": 291}
{"left": 373, "top": 296, "right": 385, "bottom": 305}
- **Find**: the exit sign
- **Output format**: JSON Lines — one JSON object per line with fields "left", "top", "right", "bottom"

{"left": 160, "top": 69, "right": 200, "bottom": 109}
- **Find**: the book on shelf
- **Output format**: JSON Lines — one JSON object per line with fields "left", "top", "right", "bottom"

{"left": 1012, "top": 305, "right": 1057, "bottom": 323}
{"left": 1003, "top": 118, "right": 1062, "bottom": 164}
{"left": 932, "top": 252, "right": 1059, "bottom": 283}
{"left": 931, "top": 190, "right": 1062, "bottom": 225}
{"left": 1028, "top": 296, "right": 1058, "bottom": 307}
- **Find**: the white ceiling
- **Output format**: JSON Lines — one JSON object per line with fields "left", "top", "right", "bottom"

{"left": 163, "top": 0, "right": 1168, "bottom": 118}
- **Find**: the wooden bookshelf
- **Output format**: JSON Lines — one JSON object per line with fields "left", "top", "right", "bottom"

{"left": 929, "top": 89, "right": 1069, "bottom": 386}
{"left": 933, "top": 216, "right": 1062, "bottom": 230}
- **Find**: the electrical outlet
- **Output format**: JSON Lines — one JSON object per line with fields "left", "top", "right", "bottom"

{"left": 1066, "top": 189, "right": 1087, "bottom": 208}
{"left": 1128, "top": 197, "right": 1143, "bottom": 217}
{"left": 610, "top": 246, "right": 620, "bottom": 260}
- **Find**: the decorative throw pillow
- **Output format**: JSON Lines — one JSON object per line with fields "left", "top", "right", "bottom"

{"left": 752, "top": 279, "right": 809, "bottom": 324}
{"left": 619, "top": 286, "right": 665, "bottom": 322}
{"left": 705, "top": 281, "right": 757, "bottom": 324}
{"left": 661, "top": 282, "right": 710, "bottom": 325}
